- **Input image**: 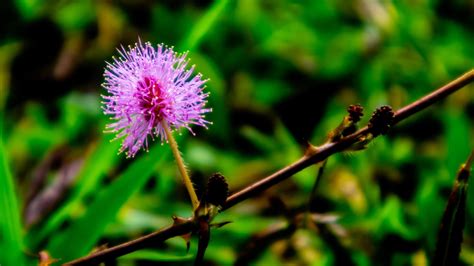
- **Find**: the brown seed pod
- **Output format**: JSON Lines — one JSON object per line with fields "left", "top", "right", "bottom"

{"left": 368, "top": 105, "right": 394, "bottom": 136}
{"left": 205, "top": 173, "right": 229, "bottom": 207}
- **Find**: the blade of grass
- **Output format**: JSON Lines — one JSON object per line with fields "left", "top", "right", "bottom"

{"left": 47, "top": 142, "right": 172, "bottom": 261}
{"left": 178, "top": 0, "right": 229, "bottom": 51}
{"left": 27, "top": 134, "right": 120, "bottom": 248}
{"left": 433, "top": 150, "right": 473, "bottom": 266}
{"left": 120, "top": 249, "right": 193, "bottom": 262}
{"left": 0, "top": 115, "right": 25, "bottom": 265}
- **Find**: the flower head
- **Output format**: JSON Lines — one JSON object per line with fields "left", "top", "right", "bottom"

{"left": 102, "top": 40, "right": 211, "bottom": 157}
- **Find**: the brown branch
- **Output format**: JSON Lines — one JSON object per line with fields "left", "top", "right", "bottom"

{"left": 63, "top": 220, "right": 195, "bottom": 265}
{"left": 393, "top": 70, "right": 474, "bottom": 124}
{"left": 223, "top": 69, "right": 474, "bottom": 210}
{"left": 63, "top": 69, "right": 474, "bottom": 265}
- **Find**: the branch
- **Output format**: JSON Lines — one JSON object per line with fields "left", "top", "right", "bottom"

{"left": 63, "top": 69, "right": 473, "bottom": 265}
{"left": 393, "top": 70, "right": 474, "bottom": 124}
{"left": 223, "top": 69, "right": 474, "bottom": 210}
{"left": 63, "top": 220, "right": 195, "bottom": 265}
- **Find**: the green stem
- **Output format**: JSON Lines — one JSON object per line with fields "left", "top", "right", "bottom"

{"left": 162, "top": 121, "right": 199, "bottom": 210}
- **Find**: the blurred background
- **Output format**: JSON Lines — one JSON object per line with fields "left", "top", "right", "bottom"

{"left": 0, "top": 0, "right": 473, "bottom": 265}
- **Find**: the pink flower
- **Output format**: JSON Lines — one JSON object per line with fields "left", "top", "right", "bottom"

{"left": 102, "top": 40, "right": 211, "bottom": 157}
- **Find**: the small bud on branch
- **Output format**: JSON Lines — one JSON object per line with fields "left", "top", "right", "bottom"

{"left": 368, "top": 105, "right": 394, "bottom": 136}
{"left": 205, "top": 173, "right": 229, "bottom": 207}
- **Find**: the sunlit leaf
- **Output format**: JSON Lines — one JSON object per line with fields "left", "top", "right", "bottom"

{"left": 179, "top": 0, "right": 230, "bottom": 51}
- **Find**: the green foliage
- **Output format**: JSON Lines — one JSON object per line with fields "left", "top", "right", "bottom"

{"left": 53, "top": 0, "right": 96, "bottom": 31}
{"left": 120, "top": 249, "right": 194, "bottom": 263}
{"left": 1, "top": 0, "right": 473, "bottom": 265}
{"left": 26, "top": 134, "right": 120, "bottom": 248}
{"left": 179, "top": 0, "right": 230, "bottom": 51}
{"left": 14, "top": 0, "right": 44, "bottom": 20}
{"left": 0, "top": 117, "right": 24, "bottom": 266}
{"left": 47, "top": 144, "right": 171, "bottom": 261}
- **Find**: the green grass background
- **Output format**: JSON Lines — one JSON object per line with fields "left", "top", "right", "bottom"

{"left": 1, "top": 0, "right": 473, "bottom": 265}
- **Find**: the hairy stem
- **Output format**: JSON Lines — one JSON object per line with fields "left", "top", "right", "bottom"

{"left": 162, "top": 121, "right": 199, "bottom": 210}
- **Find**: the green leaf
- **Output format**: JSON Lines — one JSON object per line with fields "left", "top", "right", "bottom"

{"left": 443, "top": 110, "right": 472, "bottom": 183}
{"left": 240, "top": 126, "right": 278, "bottom": 154}
{"left": 27, "top": 134, "right": 120, "bottom": 248}
{"left": 179, "top": 0, "right": 230, "bottom": 51}
{"left": 0, "top": 115, "right": 24, "bottom": 265}
{"left": 189, "top": 53, "right": 231, "bottom": 142}
{"left": 47, "top": 143, "right": 172, "bottom": 261}
{"left": 14, "top": 0, "right": 44, "bottom": 20}
{"left": 53, "top": 0, "right": 96, "bottom": 31}
{"left": 376, "top": 196, "right": 417, "bottom": 240}
{"left": 120, "top": 249, "right": 193, "bottom": 262}
{"left": 253, "top": 79, "right": 291, "bottom": 106}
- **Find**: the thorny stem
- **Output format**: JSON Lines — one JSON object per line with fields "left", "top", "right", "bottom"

{"left": 63, "top": 220, "right": 195, "bottom": 265}
{"left": 64, "top": 69, "right": 474, "bottom": 265}
{"left": 162, "top": 121, "right": 200, "bottom": 210}
{"left": 223, "top": 69, "right": 474, "bottom": 210}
